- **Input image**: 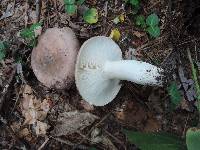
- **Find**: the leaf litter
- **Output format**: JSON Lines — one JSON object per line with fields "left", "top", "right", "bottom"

{"left": 51, "top": 111, "right": 98, "bottom": 136}
{"left": 1, "top": 0, "right": 200, "bottom": 149}
{"left": 20, "top": 84, "right": 50, "bottom": 135}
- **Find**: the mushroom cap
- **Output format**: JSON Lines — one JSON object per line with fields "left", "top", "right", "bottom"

{"left": 31, "top": 27, "right": 79, "bottom": 89}
{"left": 75, "top": 36, "right": 122, "bottom": 106}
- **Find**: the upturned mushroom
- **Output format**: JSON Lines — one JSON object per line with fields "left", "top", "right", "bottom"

{"left": 75, "top": 36, "right": 163, "bottom": 106}
{"left": 31, "top": 27, "right": 79, "bottom": 89}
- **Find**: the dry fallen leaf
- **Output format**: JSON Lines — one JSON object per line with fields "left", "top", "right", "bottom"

{"left": 34, "top": 26, "right": 42, "bottom": 37}
{"left": 119, "top": 14, "right": 125, "bottom": 23}
{"left": 51, "top": 111, "right": 98, "bottom": 136}
{"left": 18, "top": 128, "right": 33, "bottom": 141}
{"left": 0, "top": 3, "right": 15, "bottom": 20}
{"left": 35, "top": 121, "right": 48, "bottom": 135}
{"left": 40, "top": 99, "right": 51, "bottom": 113}
{"left": 18, "top": 128, "right": 30, "bottom": 138}
{"left": 90, "top": 128, "right": 117, "bottom": 150}
{"left": 23, "top": 109, "right": 38, "bottom": 124}
{"left": 80, "top": 100, "right": 94, "bottom": 111}
{"left": 115, "top": 100, "right": 161, "bottom": 131}
{"left": 19, "top": 85, "right": 51, "bottom": 135}
{"left": 113, "top": 14, "right": 125, "bottom": 24}
{"left": 10, "top": 122, "right": 22, "bottom": 132}
{"left": 132, "top": 31, "right": 145, "bottom": 38}
{"left": 125, "top": 47, "right": 138, "bottom": 60}
{"left": 143, "top": 117, "right": 161, "bottom": 132}
{"left": 109, "top": 28, "right": 121, "bottom": 42}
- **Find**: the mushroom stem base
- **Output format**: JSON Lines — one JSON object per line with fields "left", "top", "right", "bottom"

{"left": 103, "top": 60, "right": 163, "bottom": 86}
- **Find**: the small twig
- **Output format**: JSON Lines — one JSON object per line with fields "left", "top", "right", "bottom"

{"left": 50, "top": 136, "right": 74, "bottom": 146}
{"left": 0, "top": 65, "right": 16, "bottom": 112}
{"left": 35, "top": 0, "right": 41, "bottom": 22}
{"left": 72, "top": 112, "right": 112, "bottom": 149}
{"left": 37, "top": 137, "right": 49, "bottom": 150}
{"left": 24, "top": 0, "right": 29, "bottom": 27}
{"left": 0, "top": 116, "right": 28, "bottom": 148}
{"left": 177, "top": 38, "right": 199, "bottom": 47}
{"left": 11, "top": 85, "right": 23, "bottom": 114}
{"left": 182, "top": 114, "right": 189, "bottom": 138}
{"left": 103, "top": 129, "right": 126, "bottom": 150}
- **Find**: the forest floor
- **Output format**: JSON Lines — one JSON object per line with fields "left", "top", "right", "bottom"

{"left": 1, "top": 0, "right": 200, "bottom": 149}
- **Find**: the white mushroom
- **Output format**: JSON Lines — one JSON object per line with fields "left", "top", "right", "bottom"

{"left": 75, "top": 36, "right": 163, "bottom": 106}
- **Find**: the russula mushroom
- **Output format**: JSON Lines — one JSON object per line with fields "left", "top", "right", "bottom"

{"left": 75, "top": 36, "right": 163, "bottom": 106}
{"left": 31, "top": 27, "right": 79, "bottom": 89}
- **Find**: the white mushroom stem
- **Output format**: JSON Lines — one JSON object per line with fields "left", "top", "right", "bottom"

{"left": 103, "top": 60, "right": 163, "bottom": 86}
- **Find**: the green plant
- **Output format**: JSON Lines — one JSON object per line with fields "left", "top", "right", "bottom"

{"left": 64, "top": 0, "right": 76, "bottom": 15}
{"left": 129, "top": 0, "right": 140, "bottom": 14}
{"left": 83, "top": 8, "right": 98, "bottom": 24}
{"left": 129, "top": 0, "right": 140, "bottom": 7}
{"left": 123, "top": 129, "right": 186, "bottom": 150}
{"left": 76, "top": 0, "right": 85, "bottom": 5}
{"left": 186, "top": 48, "right": 200, "bottom": 150}
{"left": 168, "top": 82, "right": 182, "bottom": 109}
{"left": 135, "top": 13, "right": 160, "bottom": 38}
{"left": 135, "top": 15, "right": 146, "bottom": 28}
{"left": 64, "top": 0, "right": 85, "bottom": 15}
{"left": 0, "top": 41, "right": 7, "bottom": 61}
{"left": 20, "top": 22, "right": 42, "bottom": 47}
{"left": 186, "top": 128, "right": 200, "bottom": 150}
{"left": 88, "top": 147, "right": 97, "bottom": 150}
{"left": 146, "top": 13, "right": 160, "bottom": 38}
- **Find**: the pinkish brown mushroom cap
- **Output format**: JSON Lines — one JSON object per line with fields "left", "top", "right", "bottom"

{"left": 31, "top": 27, "right": 79, "bottom": 89}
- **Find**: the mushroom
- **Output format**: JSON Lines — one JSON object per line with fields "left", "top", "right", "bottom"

{"left": 31, "top": 27, "right": 79, "bottom": 89}
{"left": 75, "top": 36, "right": 163, "bottom": 106}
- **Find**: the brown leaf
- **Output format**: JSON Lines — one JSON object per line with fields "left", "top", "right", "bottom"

{"left": 51, "top": 111, "right": 98, "bottom": 136}
{"left": 35, "top": 121, "right": 48, "bottom": 135}
{"left": 18, "top": 128, "right": 30, "bottom": 138}
{"left": 20, "top": 85, "right": 50, "bottom": 125}
{"left": 18, "top": 128, "right": 33, "bottom": 142}
{"left": 115, "top": 100, "right": 161, "bottom": 131}
{"left": 115, "top": 100, "right": 147, "bottom": 130}
{"left": 80, "top": 100, "right": 94, "bottom": 111}
{"left": 23, "top": 109, "right": 38, "bottom": 124}
{"left": 144, "top": 118, "right": 161, "bottom": 132}
{"left": 133, "top": 31, "right": 145, "bottom": 38}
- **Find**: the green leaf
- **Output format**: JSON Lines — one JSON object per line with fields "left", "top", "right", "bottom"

{"left": 186, "top": 127, "right": 200, "bottom": 150}
{"left": 29, "top": 22, "right": 42, "bottom": 32}
{"left": 113, "top": 17, "right": 120, "bottom": 24}
{"left": 65, "top": 4, "right": 77, "bottom": 15}
{"left": 168, "top": 82, "right": 182, "bottom": 109}
{"left": 123, "top": 129, "right": 186, "bottom": 150}
{"left": 20, "top": 28, "right": 33, "bottom": 39}
{"left": 187, "top": 49, "right": 200, "bottom": 112}
{"left": 76, "top": 0, "right": 85, "bottom": 5}
{"left": 146, "top": 13, "right": 159, "bottom": 26}
{"left": 63, "top": 0, "right": 75, "bottom": 5}
{"left": 83, "top": 8, "right": 98, "bottom": 24}
{"left": 135, "top": 15, "right": 146, "bottom": 28}
{"left": 20, "top": 22, "right": 42, "bottom": 40}
{"left": 129, "top": 0, "right": 140, "bottom": 6}
{"left": 146, "top": 26, "right": 160, "bottom": 38}
{"left": 20, "top": 22, "right": 42, "bottom": 47}
{"left": 0, "top": 41, "right": 7, "bottom": 61}
{"left": 88, "top": 147, "right": 97, "bottom": 150}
